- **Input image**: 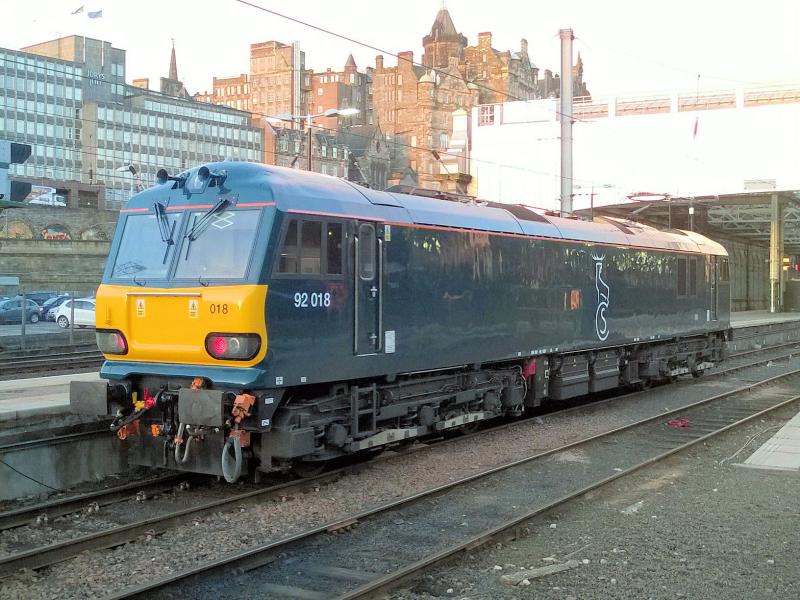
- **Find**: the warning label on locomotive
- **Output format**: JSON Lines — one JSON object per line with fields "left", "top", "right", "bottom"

{"left": 188, "top": 299, "right": 198, "bottom": 318}
{"left": 136, "top": 298, "right": 145, "bottom": 317}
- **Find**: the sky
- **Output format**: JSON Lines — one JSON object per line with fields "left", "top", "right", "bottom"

{"left": 4, "top": 0, "right": 799, "bottom": 99}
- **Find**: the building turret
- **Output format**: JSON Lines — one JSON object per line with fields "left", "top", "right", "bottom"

{"left": 422, "top": 8, "right": 467, "bottom": 69}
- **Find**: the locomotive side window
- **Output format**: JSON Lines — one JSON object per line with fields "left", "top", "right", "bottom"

{"left": 301, "top": 221, "right": 322, "bottom": 274}
{"left": 359, "top": 224, "right": 376, "bottom": 280}
{"left": 277, "top": 218, "right": 343, "bottom": 276}
{"left": 327, "top": 223, "right": 343, "bottom": 275}
{"left": 677, "top": 257, "right": 687, "bottom": 296}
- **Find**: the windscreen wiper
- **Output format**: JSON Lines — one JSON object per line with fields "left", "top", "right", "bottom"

{"left": 154, "top": 201, "right": 176, "bottom": 264}
{"left": 183, "top": 198, "right": 230, "bottom": 260}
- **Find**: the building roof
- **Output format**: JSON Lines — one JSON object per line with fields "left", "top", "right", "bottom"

{"left": 345, "top": 53, "right": 357, "bottom": 68}
{"left": 339, "top": 125, "right": 381, "bottom": 156}
{"left": 429, "top": 8, "right": 459, "bottom": 39}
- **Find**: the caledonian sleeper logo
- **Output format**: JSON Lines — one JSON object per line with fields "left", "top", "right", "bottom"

{"left": 592, "top": 253, "right": 610, "bottom": 341}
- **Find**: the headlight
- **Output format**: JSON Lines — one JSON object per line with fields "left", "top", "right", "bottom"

{"left": 96, "top": 329, "right": 128, "bottom": 355}
{"left": 204, "top": 333, "right": 260, "bottom": 361}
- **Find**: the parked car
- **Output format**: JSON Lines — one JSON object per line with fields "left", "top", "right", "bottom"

{"left": 55, "top": 298, "right": 96, "bottom": 329}
{"left": 43, "top": 294, "right": 72, "bottom": 321}
{"left": 26, "top": 291, "right": 59, "bottom": 306}
{"left": 0, "top": 298, "right": 44, "bottom": 323}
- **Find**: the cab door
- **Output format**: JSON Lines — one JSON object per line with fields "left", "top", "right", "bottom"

{"left": 710, "top": 258, "right": 719, "bottom": 321}
{"left": 353, "top": 222, "right": 383, "bottom": 355}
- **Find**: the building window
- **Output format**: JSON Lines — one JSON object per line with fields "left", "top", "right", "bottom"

{"left": 318, "top": 88, "right": 323, "bottom": 96}
{"left": 478, "top": 104, "right": 495, "bottom": 126}
{"left": 439, "top": 133, "right": 448, "bottom": 148}
{"left": 321, "top": 146, "right": 327, "bottom": 158}
{"left": 332, "top": 147, "right": 337, "bottom": 158}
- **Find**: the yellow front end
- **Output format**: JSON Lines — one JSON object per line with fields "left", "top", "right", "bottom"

{"left": 96, "top": 284, "right": 268, "bottom": 367}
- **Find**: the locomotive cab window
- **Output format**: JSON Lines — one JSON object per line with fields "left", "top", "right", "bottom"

{"left": 174, "top": 209, "right": 261, "bottom": 280}
{"left": 278, "top": 218, "right": 343, "bottom": 276}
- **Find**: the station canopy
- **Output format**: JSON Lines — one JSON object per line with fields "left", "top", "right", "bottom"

{"left": 576, "top": 190, "right": 800, "bottom": 253}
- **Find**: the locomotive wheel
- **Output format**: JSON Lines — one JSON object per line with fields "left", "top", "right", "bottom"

{"left": 292, "top": 459, "right": 328, "bottom": 478}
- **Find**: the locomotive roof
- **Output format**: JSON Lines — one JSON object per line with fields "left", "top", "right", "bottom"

{"left": 130, "top": 161, "right": 727, "bottom": 256}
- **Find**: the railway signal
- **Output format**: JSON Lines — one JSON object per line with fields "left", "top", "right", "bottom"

{"left": 0, "top": 140, "right": 32, "bottom": 207}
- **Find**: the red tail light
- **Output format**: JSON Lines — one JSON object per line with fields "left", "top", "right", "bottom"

{"left": 205, "top": 333, "right": 260, "bottom": 361}
{"left": 96, "top": 329, "right": 128, "bottom": 355}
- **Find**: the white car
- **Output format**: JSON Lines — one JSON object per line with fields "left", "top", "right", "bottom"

{"left": 55, "top": 298, "right": 96, "bottom": 329}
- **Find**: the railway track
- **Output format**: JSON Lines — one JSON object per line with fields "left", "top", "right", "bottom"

{"left": 0, "top": 339, "right": 793, "bottom": 529}
{"left": 104, "top": 362, "right": 800, "bottom": 600}
{"left": 0, "top": 346, "right": 102, "bottom": 378}
{"left": 0, "top": 346, "right": 796, "bottom": 593}
{"left": 0, "top": 474, "right": 190, "bottom": 531}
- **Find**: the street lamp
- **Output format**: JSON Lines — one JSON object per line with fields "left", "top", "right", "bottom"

{"left": 268, "top": 108, "right": 359, "bottom": 172}
{"left": 116, "top": 164, "right": 144, "bottom": 198}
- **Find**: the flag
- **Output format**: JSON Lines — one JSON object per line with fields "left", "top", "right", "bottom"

{"left": 71, "top": 5, "right": 84, "bottom": 14}
{"left": 692, "top": 115, "right": 699, "bottom": 139}
{"left": 87, "top": 9, "right": 103, "bottom": 18}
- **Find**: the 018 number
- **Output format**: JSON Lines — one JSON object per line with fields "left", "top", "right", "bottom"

{"left": 294, "top": 292, "right": 331, "bottom": 308}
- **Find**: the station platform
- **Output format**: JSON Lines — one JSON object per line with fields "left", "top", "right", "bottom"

{"left": 0, "top": 372, "right": 100, "bottom": 422}
{"left": 731, "top": 310, "right": 800, "bottom": 328}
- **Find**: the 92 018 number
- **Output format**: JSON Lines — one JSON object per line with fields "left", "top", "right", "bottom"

{"left": 294, "top": 292, "right": 331, "bottom": 308}
{"left": 209, "top": 303, "right": 228, "bottom": 314}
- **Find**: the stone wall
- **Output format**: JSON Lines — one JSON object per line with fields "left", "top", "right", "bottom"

{"left": 0, "top": 205, "right": 116, "bottom": 292}
{"left": 0, "top": 206, "right": 118, "bottom": 241}
{"left": 0, "top": 238, "right": 110, "bottom": 292}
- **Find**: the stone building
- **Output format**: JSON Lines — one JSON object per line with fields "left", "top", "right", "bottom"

{"left": 339, "top": 124, "right": 391, "bottom": 190}
{"left": 422, "top": 8, "right": 468, "bottom": 69}
{"left": 194, "top": 74, "right": 251, "bottom": 112}
{"left": 267, "top": 125, "right": 349, "bottom": 178}
{"left": 309, "top": 55, "right": 369, "bottom": 131}
{"left": 371, "top": 7, "right": 590, "bottom": 187}
{"left": 159, "top": 42, "right": 191, "bottom": 100}
{"left": 463, "top": 33, "right": 539, "bottom": 104}
{"left": 249, "top": 41, "right": 309, "bottom": 125}
{"left": 372, "top": 50, "right": 477, "bottom": 188}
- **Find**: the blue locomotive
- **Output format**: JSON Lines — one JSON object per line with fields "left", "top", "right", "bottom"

{"left": 72, "top": 162, "right": 730, "bottom": 480}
